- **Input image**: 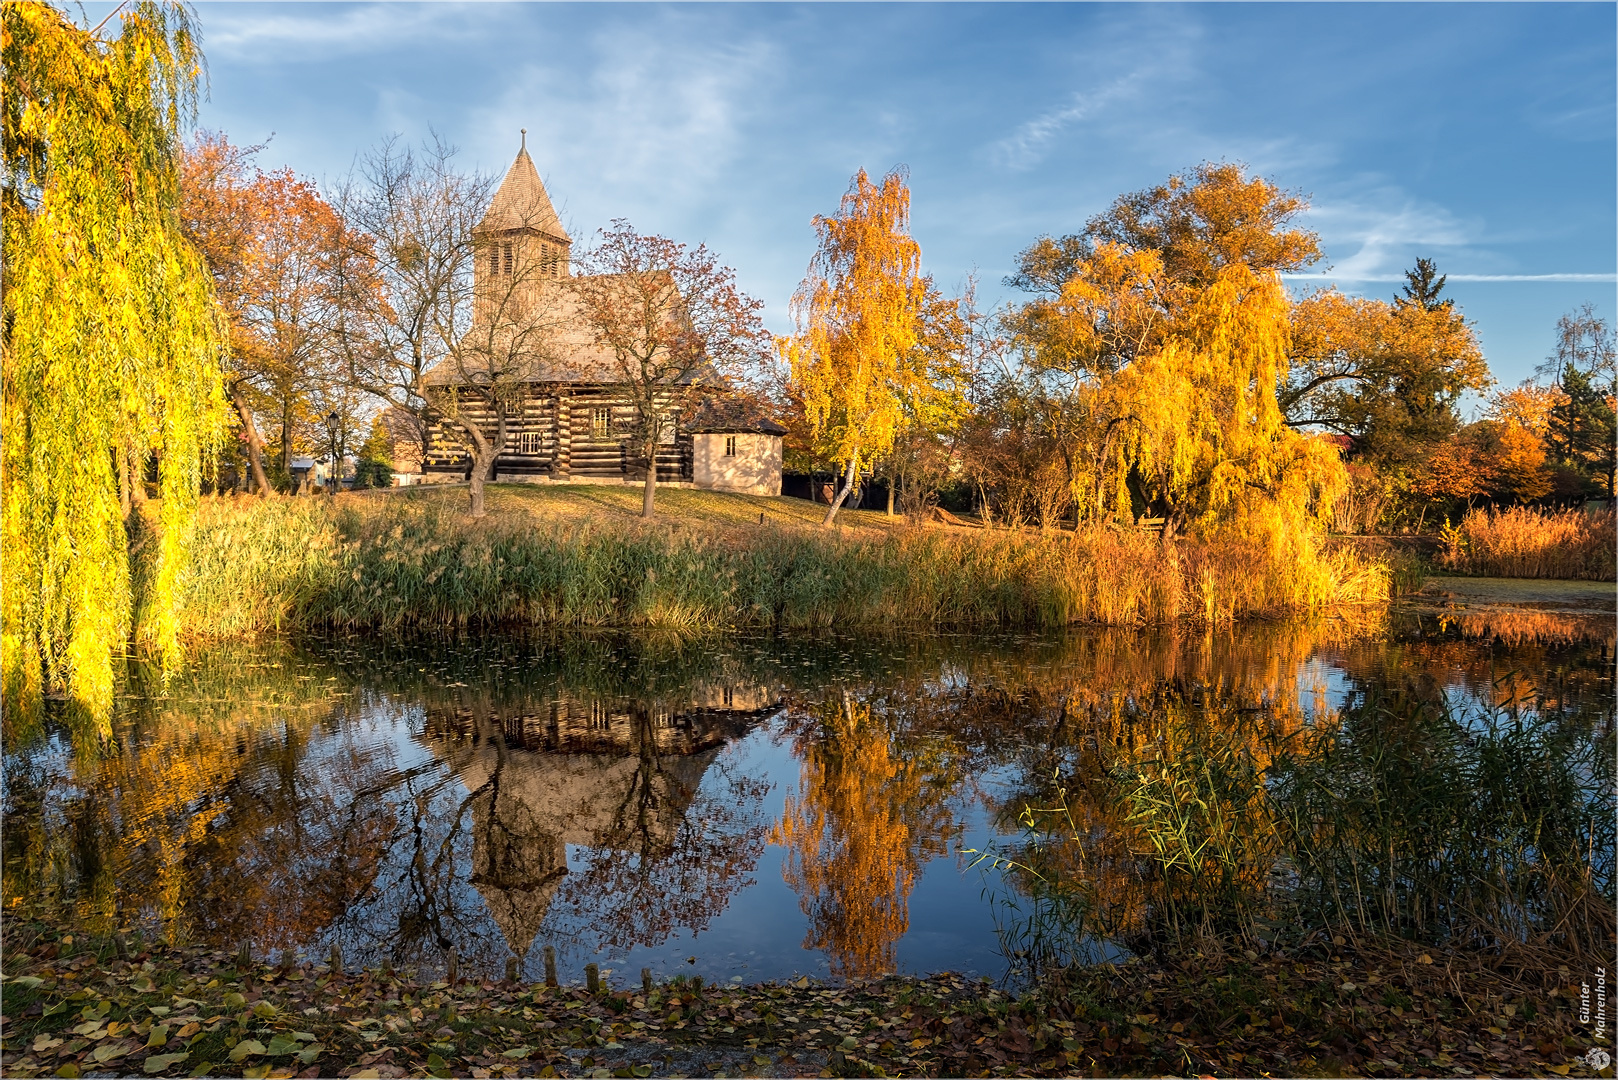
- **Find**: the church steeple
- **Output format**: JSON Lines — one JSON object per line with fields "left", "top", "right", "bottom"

{"left": 481, "top": 135, "right": 569, "bottom": 244}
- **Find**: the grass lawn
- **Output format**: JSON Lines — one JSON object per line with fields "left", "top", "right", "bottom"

{"left": 366, "top": 482, "right": 909, "bottom": 534}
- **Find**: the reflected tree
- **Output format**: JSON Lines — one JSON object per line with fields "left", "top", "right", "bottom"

{"left": 774, "top": 691, "right": 960, "bottom": 978}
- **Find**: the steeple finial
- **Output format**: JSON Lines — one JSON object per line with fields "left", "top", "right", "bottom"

{"left": 520, "top": 128, "right": 527, "bottom": 152}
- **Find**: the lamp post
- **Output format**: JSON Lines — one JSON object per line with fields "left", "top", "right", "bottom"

{"left": 326, "top": 410, "right": 340, "bottom": 496}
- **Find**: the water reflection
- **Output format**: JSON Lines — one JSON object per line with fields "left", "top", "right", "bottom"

{"left": 3, "top": 602, "right": 1610, "bottom": 983}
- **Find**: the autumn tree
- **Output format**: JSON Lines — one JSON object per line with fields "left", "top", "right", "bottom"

{"left": 3, "top": 1, "right": 227, "bottom": 721}
{"left": 180, "top": 134, "right": 371, "bottom": 492}
{"left": 998, "top": 164, "right": 1332, "bottom": 531}
{"left": 573, "top": 221, "right": 770, "bottom": 519}
{"left": 1285, "top": 262, "right": 1489, "bottom": 475}
{"left": 330, "top": 136, "right": 492, "bottom": 473}
{"left": 784, "top": 167, "right": 964, "bottom": 526}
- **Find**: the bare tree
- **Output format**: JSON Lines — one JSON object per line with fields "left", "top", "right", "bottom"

{"left": 435, "top": 236, "right": 573, "bottom": 517}
{"left": 573, "top": 221, "right": 770, "bottom": 518}
{"left": 330, "top": 135, "right": 492, "bottom": 478}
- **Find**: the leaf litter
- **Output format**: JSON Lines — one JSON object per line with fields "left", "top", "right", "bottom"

{"left": 0, "top": 921, "right": 1610, "bottom": 1078}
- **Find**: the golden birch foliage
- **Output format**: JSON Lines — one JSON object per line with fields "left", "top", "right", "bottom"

{"left": 784, "top": 168, "right": 929, "bottom": 474}
{"left": 1, "top": 2, "right": 226, "bottom": 723}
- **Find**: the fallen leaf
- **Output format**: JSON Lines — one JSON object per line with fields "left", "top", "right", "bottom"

{"left": 229, "top": 1038, "right": 267, "bottom": 1061}
{"left": 143, "top": 1052, "right": 190, "bottom": 1074}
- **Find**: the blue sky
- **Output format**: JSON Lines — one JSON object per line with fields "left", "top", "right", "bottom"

{"left": 123, "top": 3, "right": 1618, "bottom": 393}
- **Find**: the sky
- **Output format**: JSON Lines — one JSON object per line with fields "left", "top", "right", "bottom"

{"left": 101, "top": 2, "right": 1618, "bottom": 395}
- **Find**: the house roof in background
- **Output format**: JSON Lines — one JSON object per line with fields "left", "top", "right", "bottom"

{"left": 685, "top": 396, "right": 787, "bottom": 435}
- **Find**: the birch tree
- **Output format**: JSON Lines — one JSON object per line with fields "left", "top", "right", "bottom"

{"left": 783, "top": 168, "right": 931, "bottom": 526}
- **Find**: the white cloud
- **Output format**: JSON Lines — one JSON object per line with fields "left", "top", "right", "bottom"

{"left": 197, "top": 3, "right": 485, "bottom": 61}
{"left": 468, "top": 14, "right": 778, "bottom": 231}
{"left": 989, "top": 75, "right": 1146, "bottom": 172}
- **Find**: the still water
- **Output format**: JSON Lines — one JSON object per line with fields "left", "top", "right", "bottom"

{"left": 4, "top": 579, "right": 1612, "bottom": 987}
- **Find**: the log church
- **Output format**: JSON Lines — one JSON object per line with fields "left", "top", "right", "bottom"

{"left": 419, "top": 137, "right": 784, "bottom": 495}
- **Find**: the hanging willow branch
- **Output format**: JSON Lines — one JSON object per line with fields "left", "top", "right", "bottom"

{"left": 2, "top": 1, "right": 227, "bottom": 724}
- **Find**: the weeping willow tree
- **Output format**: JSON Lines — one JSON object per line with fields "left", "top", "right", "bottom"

{"left": 2, "top": 2, "right": 227, "bottom": 726}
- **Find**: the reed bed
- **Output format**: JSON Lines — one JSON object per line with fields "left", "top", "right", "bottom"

{"left": 991, "top": 687, "right": 1615, "bottom": 973}
{"left": 1441, "top": 505, "right": 1617, "bottom": 580}
{"left": 164, "top": 495, "right": 1389, "bottom": 640}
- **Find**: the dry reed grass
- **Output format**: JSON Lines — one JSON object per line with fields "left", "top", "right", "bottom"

{"left": 163, "top": 493, "right": 1390, "bottom": 640}
{"left": 1441, "top": 505, "right": 1616, "bottom": 580}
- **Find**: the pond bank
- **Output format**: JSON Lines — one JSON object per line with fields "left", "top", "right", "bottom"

{"left": 0, "top": 919, "right": 1607, "bottom": 1079}
{"left": 150, "top": 492, "right": 1390, "bottom": 644}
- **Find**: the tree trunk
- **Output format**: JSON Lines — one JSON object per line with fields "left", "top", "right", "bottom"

{"left": 641, "top": 441, "right": 657, "bottom": 519}
{"left": 469, "top": 451, "right": 489, "bottom": 517}
{"left": 886, "top": 476, "right": 895, "bottom": 517}
{"left": 230, "top": 386, "right": 272, "bottom": 496}
{"left": 821, "top": 452, "right": 860, "bottom": 526}
{"left": 118, "top": 445, "right": 134, "bottom": 519}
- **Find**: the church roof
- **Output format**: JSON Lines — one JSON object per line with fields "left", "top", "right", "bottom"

{"left": 684, "top": 397, "right": 788, "bottom": 435}
{"left": 481, "top": 141, "right": 569, "bottom": 242}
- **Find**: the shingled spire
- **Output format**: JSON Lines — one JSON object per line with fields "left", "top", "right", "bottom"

{"left": 480, "top": 133, "right": 569, "bottom": 244}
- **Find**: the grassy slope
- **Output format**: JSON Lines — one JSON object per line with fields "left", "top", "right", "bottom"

{"left": 374, "top": 483, "right": 908, "bottom": 534}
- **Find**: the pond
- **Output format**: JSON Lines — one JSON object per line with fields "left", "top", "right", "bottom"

{"left": 3, "top": 578, "right": 1612, "bottom": 989}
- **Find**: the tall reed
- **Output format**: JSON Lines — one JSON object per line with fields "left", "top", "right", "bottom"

{"left": 158, "top": 496, "right": 1390, "bottom": 640}
{"left": 996, "top": 688, "right": 1614, "bottom": 966}
{"left": 1441, "top": 505, "right": 1617, "bottom": 580}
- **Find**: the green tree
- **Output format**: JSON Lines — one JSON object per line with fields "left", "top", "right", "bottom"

{"left": 1398, "top": 257, "right": 1452, "bottom": 312}
{"left": 352, "top": 418, "right": 395, "bottom": 489}
{"left": 2, "top": 1, "right": 227, "bottom": 722}
{"left": 1540, "top": 304, "right": 1617, "bottom": 497}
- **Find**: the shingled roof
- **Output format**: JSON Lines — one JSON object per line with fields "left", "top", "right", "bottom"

{"left": 481, "top": 140, "right": 569, "bottom": 241}
{"left": 684, "top": 396, "right": 787, "bottom": 435}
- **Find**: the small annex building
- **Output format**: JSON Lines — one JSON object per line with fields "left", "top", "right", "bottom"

{"left": 419, "top": 138, "right": 785, "bottom": 496}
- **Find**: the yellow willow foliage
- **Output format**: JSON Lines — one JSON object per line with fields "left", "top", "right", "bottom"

{"left": 773, "top": 694, "right": 955, "bottom": 978}
{"left": 1, "top": 2, "right": 228, "bottom": 722}
{"left": 783, "top": 168, "right": 929, "bottom": 476}
{"left": 1085, "top": 255, "right": 1347, "bottom": 540}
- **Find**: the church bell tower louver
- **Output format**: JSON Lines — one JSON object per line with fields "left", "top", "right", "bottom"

{"left": 476, "top": 129, "right": 572, "bottom": 296}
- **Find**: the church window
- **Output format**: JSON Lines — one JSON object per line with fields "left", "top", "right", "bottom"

{"left": 591, "top": 407, "right": 611, "bottom": 439}
{"left": 725, "top": 435, "right": 737, "bottom": 457}
{"left": 488, "top": 245, "right": 499, "bottom": 277}
{"left": 501, "top": 242, "right": 513, "bottom": 275}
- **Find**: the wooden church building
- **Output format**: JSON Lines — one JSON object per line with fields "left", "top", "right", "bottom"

{"left": 419, "top": 138, "right": 784, "bottom": 496}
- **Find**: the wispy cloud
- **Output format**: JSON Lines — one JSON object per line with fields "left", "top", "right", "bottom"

{"left": 468, "top": 13, "right": 777, "bottom": 235}
{"left": 989, "top": 75, "right": 1145, "bottom": 171}
{"left": 198, "top": 3, "right": 484, "bottom": 60}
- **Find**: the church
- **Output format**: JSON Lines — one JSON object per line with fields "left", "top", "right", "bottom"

{"left": 418, "top": 138, "right": 785, "bottom": 496}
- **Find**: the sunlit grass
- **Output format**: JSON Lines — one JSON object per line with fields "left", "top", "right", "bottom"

{"left": 162, "top": 488, "right": 1391, "bottom": 640}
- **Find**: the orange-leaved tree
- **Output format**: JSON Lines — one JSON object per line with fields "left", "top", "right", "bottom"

{"left": 181, "top": 133, "right": 374, "bottom": 492}
{"left": 573, "top": 221, "right": 770, "bottom": 519}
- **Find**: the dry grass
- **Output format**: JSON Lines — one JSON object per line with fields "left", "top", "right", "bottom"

{"left": 1441, "top": 505, "right": 1616, "bottom": 580}
{"left": 163, "top": 485, "right": 1390, "bottom": 640}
